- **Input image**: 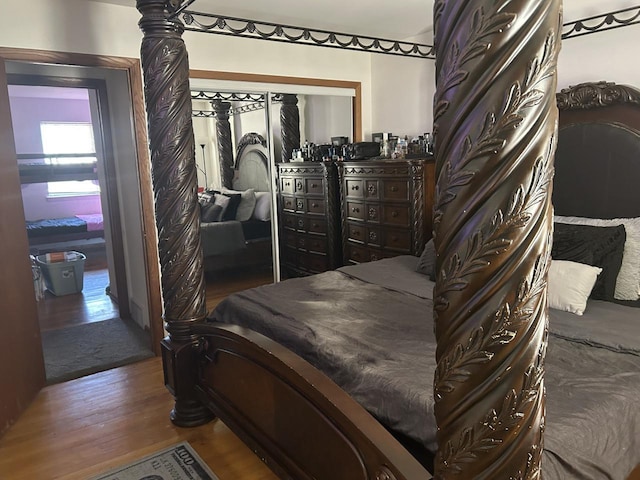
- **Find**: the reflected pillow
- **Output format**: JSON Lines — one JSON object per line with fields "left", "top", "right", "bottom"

{"left": 221, "top": 193, "right": 241, "bottom": 221}
{"left": 252, "top": 191, "right": 271, "bottom": 221}
{"left": 200, "top": 203, "right": 223, "bottom": 223}
{"left": 222, "top": 188, "right": 257, "bottom": 221}
{"left": 555, "top": 215, "right": 640, "bottom": 301}
{"left": 416, "top": 239, "right": 436, "bottom": 280}
{"left": 548, "top": 260, "right": 602, "bottom": 315}
{"left": 212, "top": 193, "right": 231, "bottom": 221}
{"left": 551, "top": 223, "right": 626, "bottom": 301}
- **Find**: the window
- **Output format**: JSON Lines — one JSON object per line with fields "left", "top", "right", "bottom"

{"left": 40, "top": 122, "right": 100, "bottom": 196}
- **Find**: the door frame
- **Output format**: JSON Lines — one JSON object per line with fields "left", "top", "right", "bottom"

{"left": 0, "top": 47, "right": 163, "bottom": 356}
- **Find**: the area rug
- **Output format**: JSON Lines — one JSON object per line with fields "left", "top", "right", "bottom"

{"left": 90, "top": 442, "right": 219, "bottom": 480}
{"left": 41, "top": 317, "right": 155, "bottom": 384}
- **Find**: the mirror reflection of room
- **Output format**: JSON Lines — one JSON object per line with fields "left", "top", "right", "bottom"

{"left": 191, "top": 91, "right": 275, "bottom": 311}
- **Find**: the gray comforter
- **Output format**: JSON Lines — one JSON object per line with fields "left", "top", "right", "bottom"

{"left": 210, "top": 256, "right": 640, "bottom": 479}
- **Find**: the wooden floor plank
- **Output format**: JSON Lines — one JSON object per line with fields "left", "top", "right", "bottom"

{"left": 0, "top": 357, "right": 278, "bottom": 480}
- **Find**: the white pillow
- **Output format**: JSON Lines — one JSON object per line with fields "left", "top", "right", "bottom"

{"left": 252, "top": 191, "right": 271, "bottom": 221}
{"left": 554, "top": 215, "right": 640, "bottom": 300}
{"left": 548, "top": 260, "right": 602, "bottom": 315}
{"left": 222, "top": 188, "right": 256, "bottom": 221}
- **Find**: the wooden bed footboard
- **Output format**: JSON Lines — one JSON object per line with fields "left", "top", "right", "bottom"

{"left": 190, "top": 324, "right": 432, "bottom": 480}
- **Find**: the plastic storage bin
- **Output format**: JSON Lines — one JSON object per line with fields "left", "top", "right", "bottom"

{"left": 36, "top": 251, "right": 86, "bottom": 296}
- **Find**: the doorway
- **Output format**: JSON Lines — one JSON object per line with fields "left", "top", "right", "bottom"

{"left": 6, "top": 72, "right": 153, "bottom": 385}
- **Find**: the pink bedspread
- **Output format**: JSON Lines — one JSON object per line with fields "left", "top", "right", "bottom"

{"left": 75, "top": 214, "right": 104, "bottom": 232}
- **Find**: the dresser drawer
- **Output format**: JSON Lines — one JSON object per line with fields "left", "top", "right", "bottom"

{"left": 346, "top": 243, "right": 368, "bottom": 264}
{"left": 364, "top": 179, "right": 380, "bottom": 199}
{"left": 345, "top": 179, "right": 364, "bottom": 198}
{"left": 345, "top": 243, "right": 394, "bottom": 263}
{"left": 383, "top": 180, "right": 409, "bottom": 201}
{"left": 346, "top": 201, "right": 365, "bottom": 220}
{"left": 282, "top": 196, "right": 295, "bottom": 212}
{"left": 366, "top": 204, "right": 380, "bottom": 223}
{"left": 307, "top": 218, "right": 327, "bottom": 234}
{"left": 283, "top": 213, "right": 306, "bottom": 231}
{"left": 305, "top": 177, "right": 324, "bottom": 195}
{"left": 306, "top": 198, "right": 325, "bottom": 215}
{"left": 298, "top": 251, "right": 329, "bottom": 273}
{"left": 283, "top": 230, "right": 298, "bottom": 248}
{"left": 280, "top": 177, "right": 294, "bottom": 194}
{"left": 382, "top": 205, "right": 410, "bottom": 226}
{"left": 366, "top": 227, "right": 382, "bottom": 246}
{"left": 383, "top": 229, "right": 411, "bottom": 252}
{"left": 303, "top": 234, "right": 327, "bottom": 254}
{"left": 347, "top": 223, "right": 365, "bottom": 244}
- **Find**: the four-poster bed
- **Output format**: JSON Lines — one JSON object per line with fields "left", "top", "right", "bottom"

{"left": 136, "top": 0, "right": 639, "bottom": 478}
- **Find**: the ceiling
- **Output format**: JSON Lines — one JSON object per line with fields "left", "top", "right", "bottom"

{"left": 95, "top": 0, "right": 640, "bottom": 41}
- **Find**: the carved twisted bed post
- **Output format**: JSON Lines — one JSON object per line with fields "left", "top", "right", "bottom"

{"left": 280, "top": 93, "right": 300, "bottom": 163}
{"left": 432, "top": 1, "right": 561, "bottom": 478}
{"left": 137, "top": 0, "right": 213, "bottom": 427}
{"left": 212, "top": 100, "right": 235, "bottom": 189}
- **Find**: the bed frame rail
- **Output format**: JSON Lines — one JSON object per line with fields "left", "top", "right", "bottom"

{"left": 190, "top": 324, "right": 431, "bottom": 480}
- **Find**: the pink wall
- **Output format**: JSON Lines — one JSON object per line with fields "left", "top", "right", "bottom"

{"left": 10, "top": 95, "right": 103, "bottom": 220}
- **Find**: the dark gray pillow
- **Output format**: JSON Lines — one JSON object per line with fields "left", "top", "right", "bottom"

{"left": 201, "top": 203, "right": 223, "bottom": 223}
{"left": 416, "top": 238, "right": 436, "bottom": 280}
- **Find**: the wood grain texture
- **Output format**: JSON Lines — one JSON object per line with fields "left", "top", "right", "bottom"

{"left": 279, "top": 94, "right": 300, "bottom": 163}
{"left": 137, "top": 0, "right": 211, "bottom": 427}
{"left": 0, "top": 60, "right": 46, "bottom": 437}
{"left": 0, "top": 358, "right": 277, "bottom": 480}
{"left": 432, "top": 1, "right": 561, "bottom": 478}
{"left": 212, "top": 100, "right": 234, "bottom": 188}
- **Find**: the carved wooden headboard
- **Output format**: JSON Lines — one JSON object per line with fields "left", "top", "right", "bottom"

{"left": 554, "top": 81, "right": 640, "bottom": 219}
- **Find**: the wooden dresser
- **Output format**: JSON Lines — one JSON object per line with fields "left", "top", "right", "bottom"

{"left": 339, "top": 158, "right": 435, "bottom": 265}
{"left": 277, "top": 161, "right": 342, "bottom": 276}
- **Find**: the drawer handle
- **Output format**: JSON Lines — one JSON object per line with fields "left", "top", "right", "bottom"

{"left": 311, "top": 183, "right": 318, "bottom": 188}
{"left": 352, "top": 207, "right": 360, "bottom": 213}
{"left": 391, "top": 211, "right": 399, "bottom": 218}
{"left": 371, "top": 254, "right": 378, "bottom": 261}
{"left": 285, "top": 181, "right": 290, "bottom": 186}
{"left": 369, "top": 232, "right": 377, "bottom": 241}
{"left": 300, "top": 239, "right": 306, "bottom": 246}
{"left": 312, "top": 203, "right": 318, "bottom": 208}
{"left": 391, "top": 186, "right": 398, "bottom": 192}
{"left": 368, "top": 208, "right": 377, "bottom": 219}
{"left": 298, "top": 219, "right": 304, "bottom": 228}
{"left": 353, "top": 230, "right": 360, "bottom": 236}
{"left": 368, "top": 184, "right": 377, "bottom": 195}
{"left": 312, "top": 223, "right": 319, "bottom": 229}
{"left": 297, "top": 200, "right": 304, "bottom": 209}
{"left": 296, "top": 181, "right": 303, "bottom": 190}
{"left": 351, "top": 185, "right": 360, "bottom": 190}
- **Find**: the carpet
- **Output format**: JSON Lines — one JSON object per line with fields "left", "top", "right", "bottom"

{"left": 41, "top": 317, "right": 155, "bottom": 384}
{"left": 90, "top": 442, "right": 219, "bottom": 480}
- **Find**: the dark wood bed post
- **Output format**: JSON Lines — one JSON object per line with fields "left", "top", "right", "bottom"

{"left": 432, "top": 1, "right": 561, "bottom": 478}
{"left": 280, "top": 93, "right": 300, "bottom": 163}
{"left": 137, "top": 0, "right": 213, "bottom": 427}
{"left": 212, "top": 100, "right": 235, "bottom": 189}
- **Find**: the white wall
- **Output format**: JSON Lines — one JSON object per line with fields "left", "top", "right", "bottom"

{"left": 371, "top": 54, "right": 436, "bottom": 141}
{"left": 557, "top": 27, "right": 640, "bottom": 90}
